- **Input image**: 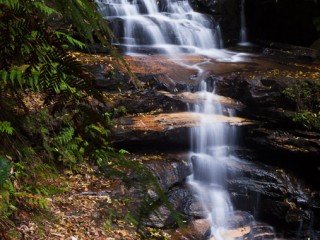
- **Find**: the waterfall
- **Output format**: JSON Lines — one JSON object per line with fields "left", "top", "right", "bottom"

{"left": 97, "top": 0, "right": 276, "bottom": 237}
{"left": 239, "top": 0, "right": 249, "bottom": 45}
{"left": 96, "top": 0, "right": 221, "bottom": 55}
{"left": 188, "top": 81, "right": 237, "bottom": 239}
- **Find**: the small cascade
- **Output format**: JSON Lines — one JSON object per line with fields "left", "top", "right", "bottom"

{"left": 188, "top": 80, "right": 237, "bottom": 238}
{"left": 96, "top": 0, "right": 278, "bottom": 237}
{"left": 96, "top": 0, "right": 221, "bottom": 55}
{"left": 188, "top": 80, "right": 276, "bottom": 239}
{"left": 239, "top": 0, "right": 249, "bottom": 45}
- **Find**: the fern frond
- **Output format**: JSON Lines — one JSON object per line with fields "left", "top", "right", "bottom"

{"left": 0, "top": 121, "right": 14, "bottom": 135}
{"left": 33, "top": 1, "right": 60, "bottom": 17}
{"left": 54, "top": 31, "right": 86, "bottom": 49}
{"left": 54, "top": 127, "right": 74, "bottom": 145}
{"left": 0, "top": 0, "right": 19, "bottom": 8}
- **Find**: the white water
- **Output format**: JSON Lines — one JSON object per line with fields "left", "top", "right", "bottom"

{"left": 97, "top": 0, "right": 275, "bottom": 238}
{"left": 188, "top": 81, "right": 239, "bottom": 239}
{"left": 239, "top": 0, "right": 251, "bottom": 46}
{"left": 239, "top": 0, "right": 247, "bottom": 43}
{"left": 96, "top": 0, "right": 221, "bottom": 55}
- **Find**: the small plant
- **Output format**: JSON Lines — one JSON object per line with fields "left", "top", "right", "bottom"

{"left": 292, "top": 111, "right": 320, "bottom": 130}
{"left": 282, "top": 80, "right": 320, "bottom": 130}
{"left": 0, "top": 121, "right": 14, "bottom": 135}
{"left": 114, "top": 106, "right": 127, "bottom": 117}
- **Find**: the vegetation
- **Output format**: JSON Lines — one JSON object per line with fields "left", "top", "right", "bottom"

{"left": 282, "top": 80, "right": 320, "bottom": 130}
{"left": 0, "top": 0, "right": 171, "bottom": 238}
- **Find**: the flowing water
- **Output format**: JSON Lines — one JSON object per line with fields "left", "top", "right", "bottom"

{"left": 239, "top": 0, "right": 248, "bottom": 44}
{"left": 96, "top": 0, "right": 222, "bottom": 55}
{"left": 188, "top": 81, "right": 238, "bottom": 239}
{"left": 97, "top": 0, "right": 276, "bottom": 238}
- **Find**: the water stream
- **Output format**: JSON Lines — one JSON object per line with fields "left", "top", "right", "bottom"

{"left": 188, "top": 80, "right": 238, "bottom": 239}
{"left": 96, "top": 0, "right": 221, "bottom": 55}
{"left": 97, "top": 0, "right": 276, "bottom": 238}
{"left": 239, "top": 0, "right": 248, "bottom": 45}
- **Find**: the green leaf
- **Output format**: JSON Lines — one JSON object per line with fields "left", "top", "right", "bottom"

{"left": 119, "top": 149, "right": 129, "bottom": 155}
{"left": 54, "top": 127, "right": 75, "bottom": 145}
{"left": 0, "top": 0, "right": 19, "bottom": 8}
{"left": 54, "top": 31, "right": 87, "bottom": 50}
{"left": 9, "top": 69, "right": 17, "bottom": 84}
{"left": 0, "top": 121, "right": 14, "bottom": 135}
{"left": 33, "top": 1, "right": 60, "bottom": 17}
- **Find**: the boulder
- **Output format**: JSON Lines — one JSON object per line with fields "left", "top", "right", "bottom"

{"left": 225, "top": 158, "right": 320, "bottom": 233}
{"left": 146, "top": 185, "right": 196, "bottom": 228}
{"left": 145, "top": 157, "right": 192, "bottom": 191}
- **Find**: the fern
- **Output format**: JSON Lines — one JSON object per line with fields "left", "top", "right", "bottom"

{"left": 0, "top": 121, "right": 14, "bottom": 135}
{"left": 33, "top": 1, "right": 60, "bottom": 17}
{"left": 54, "top": 31, "right": 86, "bottom": 50}
{"left": 0, "top": 1, "right": 161, "bottom": 236}
{"left": 0, "top": 0, "right": 19, "bottom": 8}
{"left": 54, "top": 127, "right": 74, "bottom": 145}
{"left": 14, "top": 191, "right": 48, "bottom": 209}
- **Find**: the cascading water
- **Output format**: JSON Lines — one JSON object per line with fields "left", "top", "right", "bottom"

{"left": 97, "top": 0, "right": 276, "bottom": 238}
{"left": 188, "top": 81, "right": 241, "bottom": 239}
{"left": 239, "top": 0, "right": 249, "bottom": 45}
{"left": 96, "top": 0, "right": 221, "bottom": 54}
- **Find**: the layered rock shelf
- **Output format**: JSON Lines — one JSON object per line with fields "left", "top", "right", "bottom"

{"left": 80, "top": 43, "right": 320, "bottom": 239}
{"left": 114, "top": 112, "right": 253, "bottom": 135}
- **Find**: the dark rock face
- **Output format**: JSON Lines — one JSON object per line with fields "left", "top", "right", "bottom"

{"left": 189, "top": 0, "right": 320, "bottom": 47}
{"left": 214, "top": 74, "right": 320, "bottom": 161}
{"left": 226, "top": 160, "right": 312, "bottom": 224}
{"left": 145, "top": 158, "right": 192, "bottom": 191}
{"left": 245, "top": 0, "right": 320, "bottom": 47}
{"left": 189, "top": 0, "right": 240, "bottom": 46}
{"left": 127, "top": 151, "right": 320, "bottom": 238}
{"left": 146, "top": 185, "right": 197, "bottom": 228}
{"left": 215, "top": 75, "right": 291, "bottom": 108}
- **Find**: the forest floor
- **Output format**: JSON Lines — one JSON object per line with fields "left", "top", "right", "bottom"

{"left": 14, "top": 164, "right": 141, "bottom": 240}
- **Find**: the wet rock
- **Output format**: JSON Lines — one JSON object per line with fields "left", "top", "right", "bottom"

{"left": 214, "top": 72, "right": 320, "bottom": 161}
{"left": 146, "top": 185, "right": 195, "bottom": 227}
{"left": 145, "top": 158, "right": 191, "bottom": 191}
{"left": 147, "top": 204, "right": 174, "bottom": 228}
{"left": 215, "top": 75, "right": 291, "bottom": 108}
{"left": 112, "top": 111, "right": 255, "bottom": 149}
{"left": 189, "top": 0, "right": 240, "bottom": 46}
{"left": 225, "top": 159, "right": 318, "bottom": 231}
{"left": 158, "top": 91, "right": 245, "bottom": 111}
{"left": 167, "top": 186, "right": 197, "bottom": 217}
{"left": 243, "top": 127, "right": 320, "bottom": 158}
{"left": 250, "top": 222, "right": 277, "bottom": 240}
{"left": 118, "top": 90, "right": 188, "bottom": 114}
{"left": 207, "top": 212, "right": 275, "bottom": 240}
{"left": 261, "top": 42, "right": 320, "bottom": 61}
{"left": 189, "top": 219, "right": 211, "bottom": 239}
